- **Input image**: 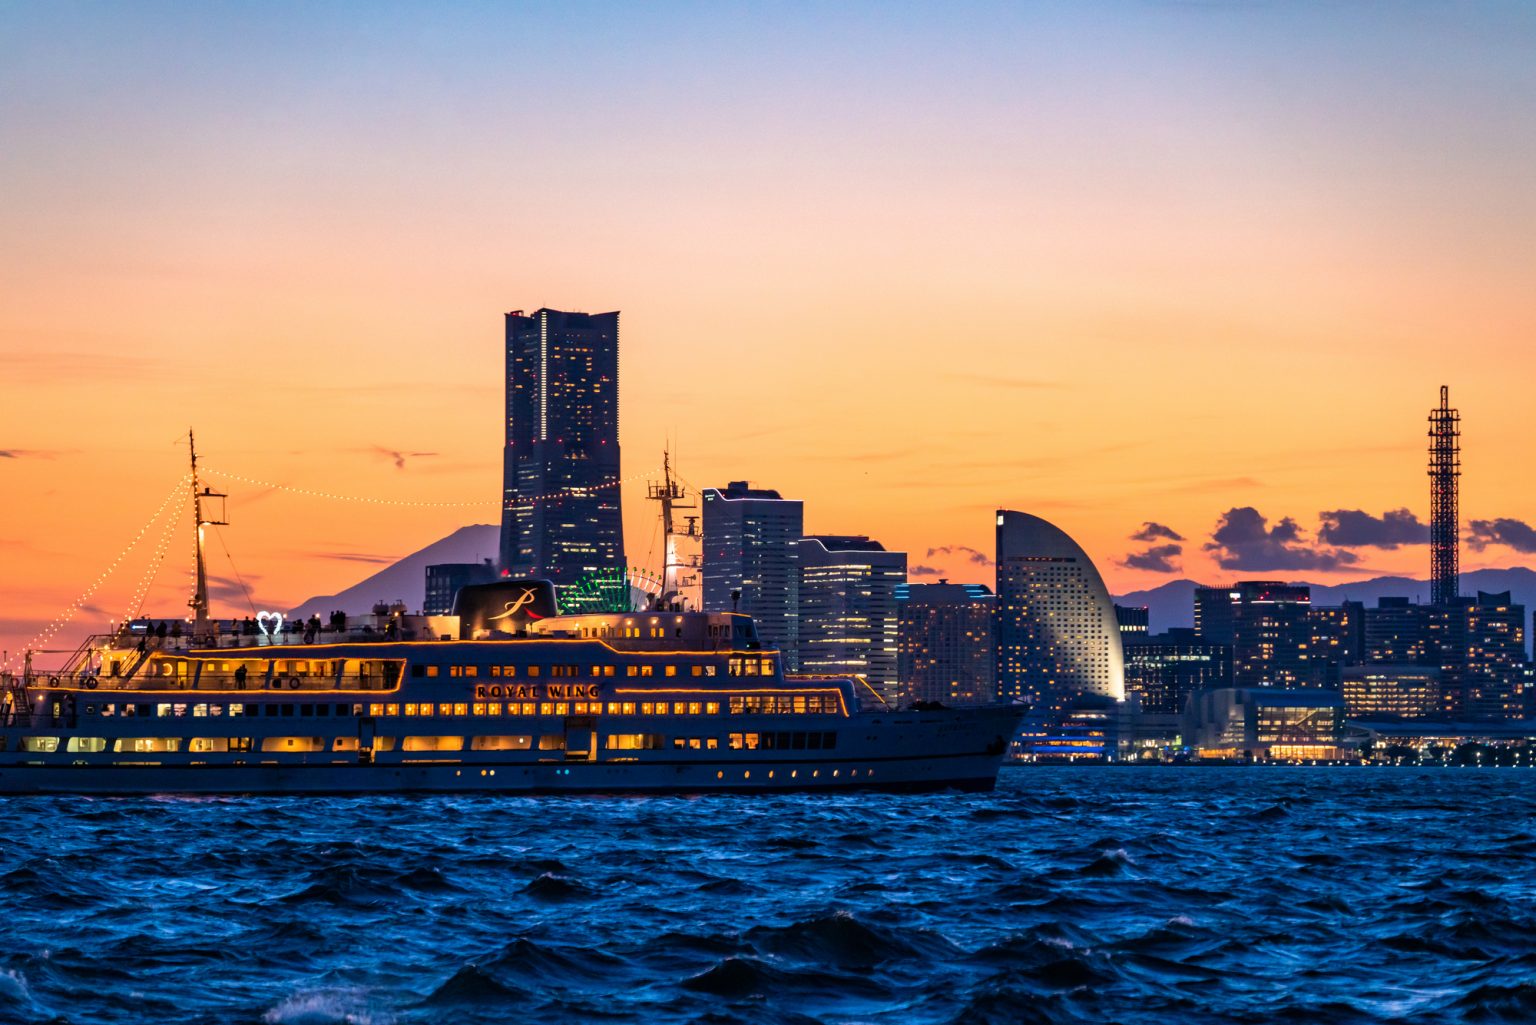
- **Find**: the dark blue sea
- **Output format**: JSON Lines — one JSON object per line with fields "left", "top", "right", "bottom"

{"left": 2, "top": 768, "right": 1534, "bottom": 1025}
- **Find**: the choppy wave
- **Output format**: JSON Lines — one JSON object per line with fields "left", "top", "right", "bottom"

{"left": 1, "top": 769, "right": 1533, "bottom": 1023}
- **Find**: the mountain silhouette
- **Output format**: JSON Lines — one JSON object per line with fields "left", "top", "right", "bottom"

{"left": 289, "top": 525, "right": 498, "bottom": 618}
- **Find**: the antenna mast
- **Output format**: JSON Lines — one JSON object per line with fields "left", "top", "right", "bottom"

{"left": 647, "top": 448, "right": 701, "bottom": 610}
{"left": 1427, "top": 386, "right": 1460, "bottom": 607}
{"left": 187, "top": 430, "right": 228, "bottom": 636}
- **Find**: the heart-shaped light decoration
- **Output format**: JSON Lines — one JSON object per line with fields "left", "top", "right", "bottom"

{"left": 257, "top": 611, "right": 284, "bottom": 638}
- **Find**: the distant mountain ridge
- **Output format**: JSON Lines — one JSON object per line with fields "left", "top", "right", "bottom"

{"left": 289, "top": 524, "right": 499, "bottom": 618}
{"left": 1114, "top": 567, "right": 1536, "bottom": 638}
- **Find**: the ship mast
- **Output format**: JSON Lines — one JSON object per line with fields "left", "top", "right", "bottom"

{"left": 647, "top": 448, "right": 701, "bottom": 611}
{"left": 187, "top": 430, "right": 228, "bottom": 637}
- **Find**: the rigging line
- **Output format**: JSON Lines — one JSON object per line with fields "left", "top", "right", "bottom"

{"left": 6, "top": 473, "right": 192, "bottom": 671}
{"left": 200, "top": 466, "right": 660, "bottom": 509}
{"left": 211, "top": 524, "right": 260, "bottom": 619}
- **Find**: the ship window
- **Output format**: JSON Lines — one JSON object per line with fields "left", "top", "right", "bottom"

{"left": 807, "top": 732, "right": 822, "bottom": 750}
{"left": 281, "top": 704, "right": 295, "bottom": 717}
{"left": 521, "top": 702, "right": 536, "bottom": 715}
{"left": 673, "top": 738, "right": 686, "bottom": 749}
{"left": 486, "top": 702, "right": 502, "bottom": 716}
{"left": 156, "top": 704, "right": 173, "bottom": 717}
{"left": 744, "top": 661, "right": 759, "bottom": 677}
{"left": 527, "top": 666, "right": 540, "bottom": 677}
{"left": 606, "top": 702, "right": 621, "bottom": 714}
{"left": 439, "top": 704, "right": 453, "bottom": 716}
{"left": 192, "top": 704, "right": 208, "bottom": 717}
{"left": 762, "top": 660, "right": 775, "bottom": 675}
{"left": 673, "top": 702, "right": 687, "bottom": 715}
{"left": 114, "top": 737, "right": 181, "bottom": 753}
{"left": 300, "top": 704, "right": 314, "bottom": 717}
{"left": 384, "top": 704, "right": 398, "bottom": 716}
{"left": 471, "top": 735, "right": 532, "bottom": 751}
{"left": 538, "top": 735, "right": 565, "bottom": 751}
{"left": 707, "top": 738, "right": 719, "bottom": 750}
{"left": 689, "top": 738, "right": 701, "bottom": 750}
{"left": 189, "top": 737, "right": 231, "bottom": 753}
{"left": 590, "top": 666, "right": 603, "bottom": 677}
{"left": 822, "top": 732, "right": 838, "bottom": 750}
{"left": 261, "top": 737, "right": 324, "bottom": 752}
{"left": 404, "top": 703, "right": 418, "bottom": 716}
{"left": 101, "top": 704, "right": 116, "bottom": 717}
{"left": 453, "top": 703, "right": 468, "bottom": 716}
{"left": 792, "top": 732, "right": 807, "bottom": 750}
{"left": 606, "top": 734, "right": 663, "bottom": 750}
{"left": 640, "top": 666, "right": 654, "bottom": 677}
{"left": 473, "top": 703, "right": 486, "bottom": 716}
{"left": 665, "top": 666, "right": 678, "bottom": 677}
{"left": 333, "top": 737, "right": 358, "bottom": 752}
{"left": 705, "top": 666, "right": 716, "bottom": 677}
{"left": 691, "top": 666, "right": 702, "bottom": 677}
{"left": 626, "top": 666, "right": 639, "bottom": 677}
{"left": 370, "top": 704, "right": 385, "bottom": 716}
{"left": 262, "top": 705, "right": 277, "bottom": 717}
{"left": 539, "top": 702, "right": 553, "bottom": 716}
{"left": 317, "top": 704, "right": 329, "bottom": 717}
{"left": 728, "top": 733, "right": 742, "bottom": 750}
{"left": 22, "top": 737, "right": 60, "bottom": 753}
{"left": 403, "top": 736, "right": 464, "bottom": 752}
{"left": 706, "top": 702, "right": 720, "bottom": 715}
{"left": 688, "top": 702, "right": 701, "bottom": 715}
{"left": 419, "top": 704, "right": 434, "bottom": 717}
{"left": 554, "top": 703, "right": 568, "bottom": 716}
{"left": 603, "top": 666, "right": 616, "bottom": 677}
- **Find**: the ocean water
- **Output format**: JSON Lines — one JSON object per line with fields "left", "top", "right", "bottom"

{"left": 1, "top": 768, "right": 1533, "bottom": 1025}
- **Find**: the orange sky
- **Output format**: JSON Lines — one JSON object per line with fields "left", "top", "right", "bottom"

{"left": 3, "top": 3, "right": 1534, "bottom": 663}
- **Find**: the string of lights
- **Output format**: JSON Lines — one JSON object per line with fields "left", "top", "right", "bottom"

{"left": 7, "top": 475, "right": 191, "bottom": 670}
{"left": 111, "top": 486, "right": 191, "bottom": 641}
{"left": 200, "top": 466, "right": 657, "bottom": 508}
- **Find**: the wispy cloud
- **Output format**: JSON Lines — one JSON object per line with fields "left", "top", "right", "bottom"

{"left": 1467, "top": 517, "right": 1536, "bottom": 554}
{"left": 926, "top": 544, "right": 993, "bottom": 566}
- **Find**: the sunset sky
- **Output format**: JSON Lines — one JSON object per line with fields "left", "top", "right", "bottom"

{"left": 3, "top": 2, "right": 1534, "bottom": 662}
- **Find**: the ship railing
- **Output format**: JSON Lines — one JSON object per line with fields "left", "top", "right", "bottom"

{"left": 21, "top": 670, "right": 399, "bottom": 694}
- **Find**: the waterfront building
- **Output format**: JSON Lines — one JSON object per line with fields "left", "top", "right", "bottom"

{"left": 701, "top": 482, "right": 804, "bottom": 662}
{"left": 1009, "top": 693, "right": 1125, "bottom": 762}
{"left": 500, "top": 308, "right": 624, "bottom": 603}
{"left": 424, "top": 561, "right": 498, "bottom": 615}
{"left": 1194, "top": 582, "right": 1312, "bottom": 688}
{"left": 794, "top": 536, "right": 906, "bottom": 701}
{"left": 1340, "top": 665, "right": 1442, "bottom": 718}
{"left": 895, "top": 581, "right": 995, "bottom": 706}
{"left": 995, "top": 510, "right": 1125, "bottom": 707}
{"left": 1183, "top": 687, "right": 1346, "bottom": 761}
{"left": 1122, "top": 628, "right": 1232, "bottom": 715}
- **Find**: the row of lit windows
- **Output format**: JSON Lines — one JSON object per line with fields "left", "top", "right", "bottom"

{"left": 15, "top": 730, "right": 844, "bottom": 756}
{"left": 71, "top": 696, "right": 838, "bottom": 720}
{"left": 412, "top": 663, "right": 755, "bottom": 679}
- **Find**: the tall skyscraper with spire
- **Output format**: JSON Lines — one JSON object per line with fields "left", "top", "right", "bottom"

{"left": 499, "top": 308, "right": 625, "bottom": 593}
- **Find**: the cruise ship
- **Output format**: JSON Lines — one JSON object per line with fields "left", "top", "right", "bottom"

{"left": 0, "top": 446, "right": 1022, "bottom": 795}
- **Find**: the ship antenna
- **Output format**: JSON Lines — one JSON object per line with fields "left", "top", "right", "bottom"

{"left": 647, "top": 446, "right": 701, "bottom": 611}
{"left": 187, "top": 429, "right": 228, "bottom": 639}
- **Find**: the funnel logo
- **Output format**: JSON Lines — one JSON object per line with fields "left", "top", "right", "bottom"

{"left": 488, "top": 589, "right": 545, "bottom": 622}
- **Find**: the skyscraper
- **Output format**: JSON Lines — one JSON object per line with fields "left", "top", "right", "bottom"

{"left": 1194, "top": 582, "right": 1312, "bottom": 688}
{"left": 701, "top": 482, "right": 804, "bottom": 659}
{"left": 896, "top": 581, "right": 995, "bottom": 706}
{"left": 500, "top": 309, "right": 625, "bottom": 598}
{"left": 794, "top": 535, "right": 906, "bottom": 699}
{"left": 994, "top": 510, "right": 1125, "bottom": 707}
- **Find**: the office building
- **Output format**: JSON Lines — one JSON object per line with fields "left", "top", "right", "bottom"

{"left": 1341, "top": 665, "right": 1442, "bottom": 719}
{"left": 500, "top": 308, "right": 624, "bottom": 601}
{"left": 995, "top": 510, "right": 1125, "bottom": 707}
{"left": 1462, "top": 591, "right": 1527, "bottom": 719}
{"left": 1115, "top": 604, "right": 1149, "bottom": 645}
{"left": 1364, "top": 598, "right": 1430, "bottom": 665}
{"left": 701, "top": 482, "right": 804, "bottom": 659}
{"left": 1194, "top": 582, "right": 1312, "bottom": 688}
{"left": 794, "top": 535, "right": 906, "bottom": 700}
{"left": 896, "top": 581, "right": 995, "bottom": 706}
{"left": 1303, "top": 601, "right": 1364, "bottom": 687}
{"left": 1122, "top": 628, "right": 1232, "bottom": 715}
{"left": 424, "top": 561, "right": 498, "bottom": 615}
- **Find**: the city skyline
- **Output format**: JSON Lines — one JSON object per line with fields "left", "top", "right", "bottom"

{"left": 4, "top": 3, "right": 1536, "bottom": 658}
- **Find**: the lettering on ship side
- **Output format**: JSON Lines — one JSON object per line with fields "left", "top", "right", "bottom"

{"left": 473, "top": 683, "right": 600, "bottom": 701}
